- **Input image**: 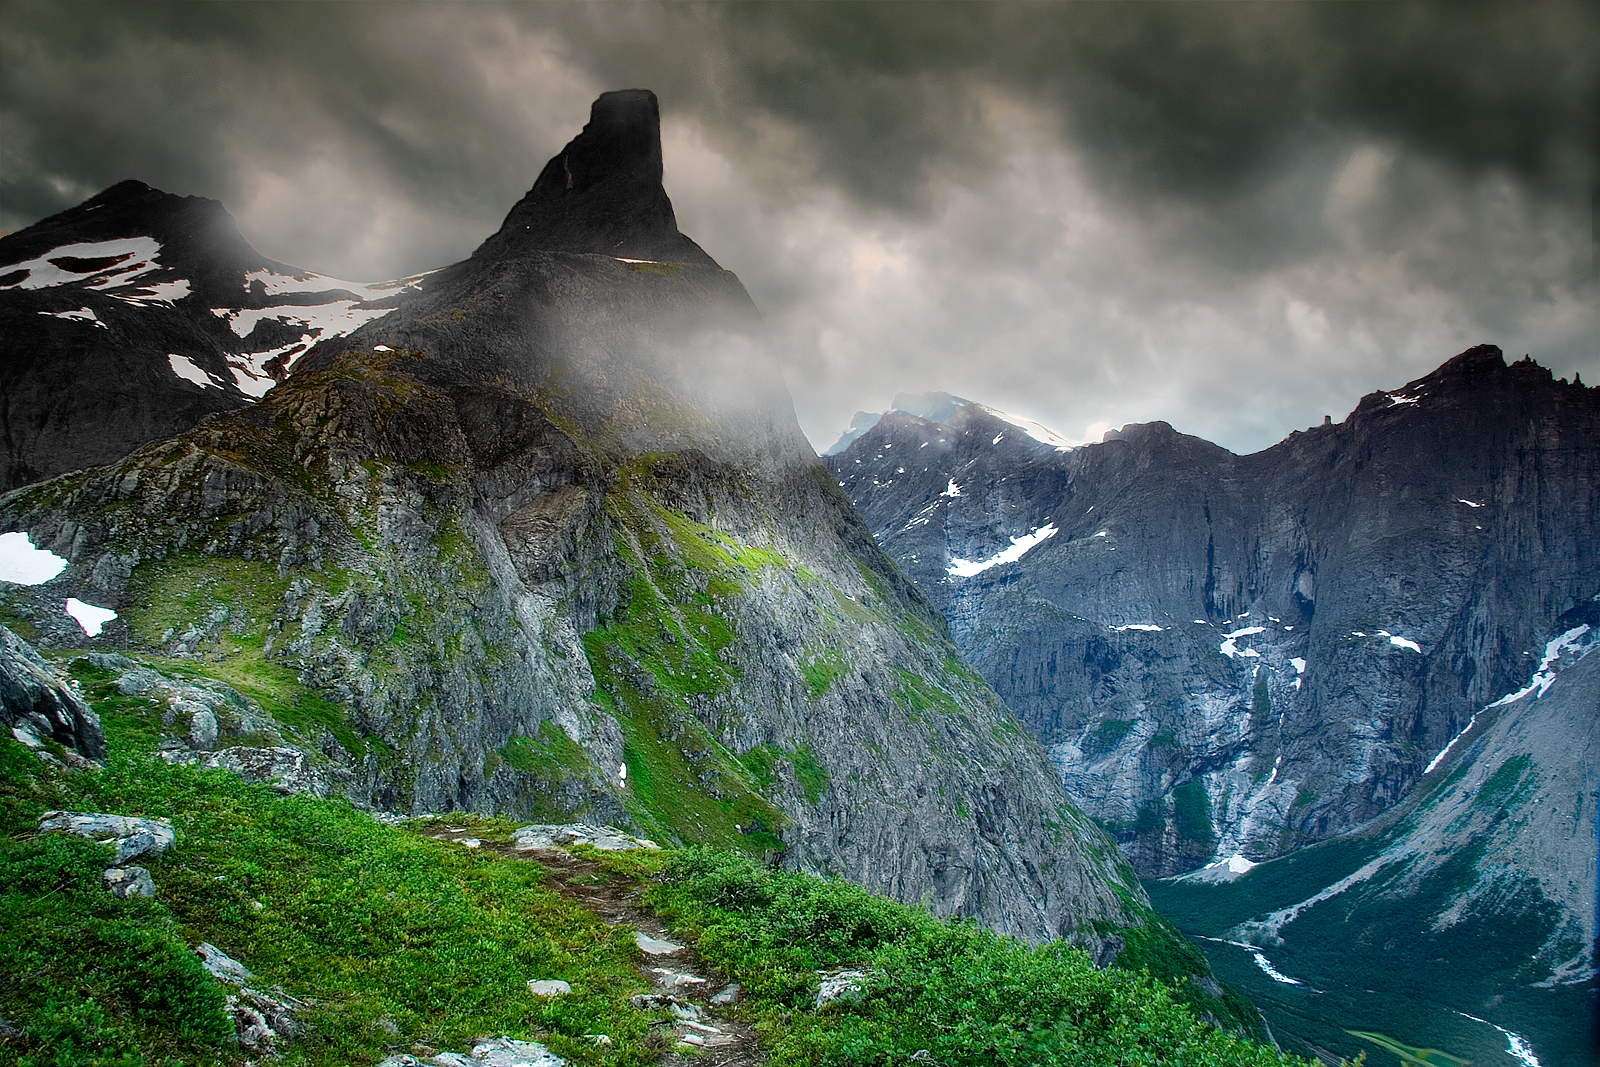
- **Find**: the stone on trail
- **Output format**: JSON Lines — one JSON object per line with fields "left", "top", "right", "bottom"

{"left": 633, "top": 931, "right": 685, "bottom": 955}
{"left": 710, "top": 981, "right": 741, "bottom": 1006}
{"left": 509, "top": 823, "right": 659, "bottom": 852}
{"left": 815, "top": 968, "right": 871, "bottom": 1009}
{"left": 195, "top": 941, "right": 254, "bottom": 985}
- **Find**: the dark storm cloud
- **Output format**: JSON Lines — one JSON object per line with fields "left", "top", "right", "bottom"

{"left": 575, "top": 1, "right": 1595, "bottom": 263}
{"left": 2, "top": 1, "right": 1594, "bottom": 452}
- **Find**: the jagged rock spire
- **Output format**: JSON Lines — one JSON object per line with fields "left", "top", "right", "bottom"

{"left": 473, "top": 89, "right": 715, "bottom": 266}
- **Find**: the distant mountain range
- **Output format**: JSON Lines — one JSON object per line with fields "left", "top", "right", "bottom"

{"left": 824, "top": 349, "right": 1598, "bottom": 1061}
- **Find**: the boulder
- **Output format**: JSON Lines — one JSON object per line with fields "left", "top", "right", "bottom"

{"left": 0, "top": 625, "right": 104, "bottom": 760}
{"left": 37, "top": 811, "right": 175, "bottom": 864}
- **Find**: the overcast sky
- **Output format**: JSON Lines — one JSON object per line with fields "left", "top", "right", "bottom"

{"left": 3, "top": 1, "right": 1594, "bottom": 454}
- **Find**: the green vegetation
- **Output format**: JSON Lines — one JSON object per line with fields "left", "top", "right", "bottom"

{"left": 2, "top": 653, "right": 1312, "bottom": 1067}
{"left": 1092, "top": 719, "right": 1136, "bottom": 748}
{"left": 1147, "top": 823, "right": 1581, "bottom": 1066}
{"left": 740, "top": 743, "right": 830, "bottom": 805}
{"left": 802, "top": 646, "right": 849, "bottom": 699}
{"left": 500, "top": 720, "right": 593, "bottom": 782}
{"left": 1171, "top": 781, "right": 1216, "bottom": 844}
{"left": 120, "top": 554, "right": 370, "bottom": 757}
{"left": 0, "top": 741, "right": 656, "bottom": 1067}
{"left": 635, "top": 847, "right": 1309, "bottom": 1066}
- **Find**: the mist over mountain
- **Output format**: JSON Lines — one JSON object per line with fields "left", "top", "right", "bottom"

{"left": 0, "top": 91, "right": 1163, "bottom": 958}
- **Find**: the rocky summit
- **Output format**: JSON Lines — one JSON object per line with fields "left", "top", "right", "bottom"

{"left": 0, "top": 179, "right": 427, "bottom": 492}
{"left": 826, "top": 347, "right": 1599, "bottom": 878}
{"left": 0, "top": 90, "right": 1148, "bottom": 948}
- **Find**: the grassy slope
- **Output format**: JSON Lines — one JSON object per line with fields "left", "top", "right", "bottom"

{"left": 0, "top": 664, "right": 1314, "bottom": 1067}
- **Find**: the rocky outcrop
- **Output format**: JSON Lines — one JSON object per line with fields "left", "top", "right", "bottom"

{"left": 0, "top": 91, "right": 1144, "bottom": 947}
{"left": 0, "top": 179, "right": 425, "bottom": 491}
{"left": 827, "top": 349, "right": 1600, "bottom": 875}
{"left": 1, "top": 624, "right": 104, "bottom": 758}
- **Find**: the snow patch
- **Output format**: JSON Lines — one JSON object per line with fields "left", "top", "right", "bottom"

{"left": 940, "top": 479, "right": 962, "bottom": 498}
{"left": 114, "top": 277, "right": 191, "bottom": 305}
{"left": 43, "top": 308, "right": 105, "bottom": 328}
{"left": 1112, "top": 624, "right": 1164, "bottom": 632}
{"left": 0, "top": 532, "right": 68, "bottom": 584}
{"left": 65, "top": 598, "right": 117, "bottom": 637}
{"left": 1458, "top": 498, "right": 1485, "bottom": 508}
{"left": 1387, "top": 392, "right": 1421, "bottom": 405}
{"left": 1488, "top": 624, "right": 1594, "bottom": 706}
{"left": 973, "top": 403, "right": 1077, "bottom": 451}
{"left": 947, "top": 523, "right": 1058, "bottom": 578}
{"left": 1219, "top": 626, "right": 1265, "bottom": 659}
{"left": 168, "top": 354, "right": 221, "bottom": 390}
{"left": 2, "top": 237, "right": 163, "bottom": 290}
{"left": 241, "top": 267, "right": 427, "bottom": 301}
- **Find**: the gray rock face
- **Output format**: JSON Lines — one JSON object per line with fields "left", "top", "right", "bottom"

{"left": 38, "top": 810, "right": 176, "bottom": 864}
{"left": 826, "top": 349, "right": 1600, "bottom": 875}
{"left": 0, "top": 92, "right": 1144, "bottom": 947}
{"left": 0, "top": 624, "right": 104, "bottom": 758}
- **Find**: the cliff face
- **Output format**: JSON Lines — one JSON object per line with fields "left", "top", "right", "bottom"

{"left": 826, "top": 348, "right": 1600, "bottom": 876}
{"left": 0, "top": 91, "right": 1143, "bottom": 947}
{"left": 0, "top": 180, "right": 425, "bottom": 492}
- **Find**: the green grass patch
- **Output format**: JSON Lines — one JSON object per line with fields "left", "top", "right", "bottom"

{"left": 802, "top": 647, "right": 849, "bottom": 699}
{"left": 500, "top": 720, "right": 595, "bottom": 781}
{"left": 740, "top": 742, "right": 829, "bottom": 804}
{"left": 1346, "top": 1029, "right": 1470, "bottom": 1065}
{"left": 0, "top": 739, "right": 659, "bottom": 1067}
{"left": 1093, "top": 719, "right": 1136, "bottom": 748}
{"left": 1172, "top": 780, "right": 1217, "bottom": 844}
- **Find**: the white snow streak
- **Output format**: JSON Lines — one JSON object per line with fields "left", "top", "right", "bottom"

{"left": 1112, "top": 624, "right": 1165, "bottom": 632}
{"left": 974, "top": 403, "right": 1077, "bottom": 451}
{"left": 168, "top": 354, "right": 220, "bottom": 390}
{"left": 1424, "top": 712, "right": 1478, "bottom": 774}
{"left": 1456, "top": 1013, "right": 1543, "bottom": 1067}
{"left": 947, "top": 523, "right": 1058, "bottom": 577}
{"left": 1458, "top": 498, "right": 1485, "bottom": 508}
{"left": 941, "top": 479, "right": 962, "bottom": 498}
{"left": 44, "top": 308, "right": 105, "bottom": 328}
{"left": 1488, "top": 624, "right": 1593, "bottom": 706}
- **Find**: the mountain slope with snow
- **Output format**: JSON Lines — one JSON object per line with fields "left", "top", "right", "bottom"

{"left": 826, "top": 348, "right": 1600, "bottom": 880}
{"left": 0, "top": 180, "right": 426, "bottom": 490}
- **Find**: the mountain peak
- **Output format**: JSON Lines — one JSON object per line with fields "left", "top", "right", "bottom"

{"left": 473, "top": 89, "right": 714, "bottom": 266}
